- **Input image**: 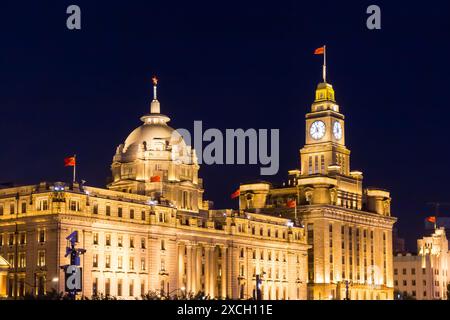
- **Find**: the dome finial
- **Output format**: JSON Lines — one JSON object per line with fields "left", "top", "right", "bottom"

{"left": 150, "top": 75, "right": 161, "bottom": 114}
{"left": 152, "top": 75, "right": 158, "bottom": 100}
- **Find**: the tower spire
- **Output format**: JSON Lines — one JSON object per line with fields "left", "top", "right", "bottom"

{"left": 323, "top": 45, "right": 327, "bottom": 83}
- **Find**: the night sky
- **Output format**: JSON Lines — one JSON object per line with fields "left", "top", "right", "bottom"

{"left": 1, "top": 0, "right": 449, "bottom": 251}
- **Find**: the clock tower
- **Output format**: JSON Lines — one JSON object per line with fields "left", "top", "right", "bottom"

{"left": 301, "top": 82, "right": 351, "bottom": 176}
{"left": 238, "top": 55, "right": 396, "bottom": 300}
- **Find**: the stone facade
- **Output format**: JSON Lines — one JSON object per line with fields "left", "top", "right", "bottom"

{"left": 239, "top": 81, "right": 396, "bottom": 300}
{"left": 0, "top": 79, "right": 309, "bottom": 300}
{"left": 394, "top": 228, "right": 449, "bottom": 300}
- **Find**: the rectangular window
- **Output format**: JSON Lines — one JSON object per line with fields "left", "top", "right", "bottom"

{"left": 130, "top": 237, "right": 134, "bottom": 248}
{"left": 38, "top": 250, "right": 45, "bottom": 267}
{"left": 118, "top": 256, "right": 123, "bottom": 269}
{"left": 19, "top": 253, "right": 26, "bottom": 268}
{"left": 141, "top": 238, "right": 146, "bottom": 249}
{"left": 37, "top": 199, "right": 49, "bottom": 211}
{"left": 321, "top": 155, "right": 325, "bottom": 173}
{"left": 117, "top": 279, "right": 122, "bottom": 296}
{"left": 129, "top": 281, "right": 134, "bottom": 297}
{"left": 129, "top": 257, "right": 135, "bottom": 270}
{"left": 118, "top": 207, "right": 123, "bottom": 218}
{"left": 93, "top": 278, "right": 98, "bottom": 296}
{"left": 0, "top": 204, "right": 3, "bottom": 215}
{"left": 93, "top": 233, "right": 99, "bottom": 245}
{"left": 105, "top": 279, "right": 110, "bottom": 296}
{"left": 160, "top": 239, "right": 165, "bottom": 251}
{"left": 314, "top": 155, "right": 319, "bottom": 173}
{"left": 38, "top": 230, "right": 45, "bottom": 243}
{"left": 130, "top": 209, "right": 135, "bottom": 219}
{"left": 106, "top": 234, "right": 111, "bottom": 246}
{"left": 118, "top": 235, "right": 123, "bottom": 247}
{"left": 70, "top": 200, "right": 79, "bottom": 211}
{"left": 10, "top": 203, "right": 15, "bottom": 215}
{"left": 21, "top": 202, "right": 26, "bottom": 214}
{"left": 8, "top": 233, "right": 14, "bottom": 246}
{"left": 308, "top": 156, "right": 312, "bottom": 174}
{"left": 106, "top": 205, "right": 111, "bottom": 216}
{"left": 8, "top": 253, "right": 14, "bottom": 267}
{"left": 19, "top": 232, "right": 26, "bottom": 245}
{"left": 141, "top": 210, "right": 146, "bottom": 221}
{"left": 141, "top": 281, "right": 145, "bottom": 296}
{"left": 141, "top": 257, "right": 146, "bottom": 271}
{"left": 93, "top": 203, "right": 98, "bottom": 214}
{"left": 93, "top": 254, "right": 98, "bottom": 268}
{"left": 105, "top": 255, "right": 111, "bottom": 268}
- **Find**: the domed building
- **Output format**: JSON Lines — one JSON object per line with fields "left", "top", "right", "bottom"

{"left": 0, "top": 76, "right": 308, "bottom": 300}
{"left": 108, "top": 77, "right": 205, "bottom": 212}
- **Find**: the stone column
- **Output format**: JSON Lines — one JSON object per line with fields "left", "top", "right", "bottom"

{"left": 196, "top": 245, "right": 202, "bottom": 293}
{"left": 191, "top": 245, "right": 197, "bottom": 293}
{"left": 186, "top": 245, "right": 192, "bottom": 293}
{"left": 204, "top": 246, "right": 210, "bottom": 296}
{"left": 177, "top": 243, "right": 184, "bottom": 291}
{"left": 209, "top": 246, "right": 216, "bottom": 298}
{"left": 221, "top": 246, "right": 227, "bottom": 299}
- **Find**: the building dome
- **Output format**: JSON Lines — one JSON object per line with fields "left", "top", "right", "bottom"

{"left": 109, "top": 77, "right": 203, "bottom": 208}
{"left": 122, "top": 123, "right": 174, "bottom": 157}
{"left": 112, "top": 77, "right": 193, "bottom": 165}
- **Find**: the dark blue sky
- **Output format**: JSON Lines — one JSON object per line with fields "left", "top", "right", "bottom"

{"left": 1, "top": 0, "right": 449, "bottom": 250}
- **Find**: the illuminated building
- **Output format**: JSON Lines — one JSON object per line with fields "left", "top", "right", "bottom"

{"left": 394, "top": 228, "right": 449, "bottom": 300}
{"left": 239, "top": 79, "right": 396, "bottom": 300}
{"left": 0, "top": 79, "right": 309, "bottom": 300}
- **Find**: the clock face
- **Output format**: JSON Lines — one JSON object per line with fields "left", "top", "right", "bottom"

{"left": 310, "top": 121, "right": 326, "bottom": 140}
{"left": 333, "top": 121, "right": 342, "bottom": 140}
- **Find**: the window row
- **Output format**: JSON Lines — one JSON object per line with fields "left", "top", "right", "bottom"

{"left": 0, "top": 230, "right": 46, "bottom": 246}
{"left": 93, "top": 254, "right": 146, "bottom": 271}
{"left": 93, "top": 233, "right": 147, "bottom": 249}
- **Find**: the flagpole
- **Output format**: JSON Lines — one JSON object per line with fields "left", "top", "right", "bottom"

{"left": 323, "top": 45, "right": 327, "bottom": 83}
{"left": 73, "top": 154, "right": 76, "bottom": 183}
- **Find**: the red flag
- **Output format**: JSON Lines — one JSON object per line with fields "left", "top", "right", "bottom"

{"left": 231, "top": 189, "right": 240, "bottom": 199}
{"left": 287, "top": 200, "right": 296, "bottom": 208}
{"left": 150, "top": 175, "right": 161, "bottom": 182}
{"left": 64, "top": 156, "right": 76, "bottom": 167}
{"left": 314, "top": 46, "right": 325, "bottom": 55}
{"left": 426, "top": 216, "right": 436, "bottom": 223}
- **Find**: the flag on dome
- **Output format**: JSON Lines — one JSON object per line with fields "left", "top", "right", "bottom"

{"left": 231, "top": 189, "right": 240, "bottom": 199}
{"left": 64, "top": 156, "right": 76, "bottom": 167}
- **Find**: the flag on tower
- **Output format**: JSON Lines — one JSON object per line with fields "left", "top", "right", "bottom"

{"left": 314, "top": 46, "right": 325, "bottom": 55}
{"left": 314, "top": 45, "right": 327, "bottom": 82}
